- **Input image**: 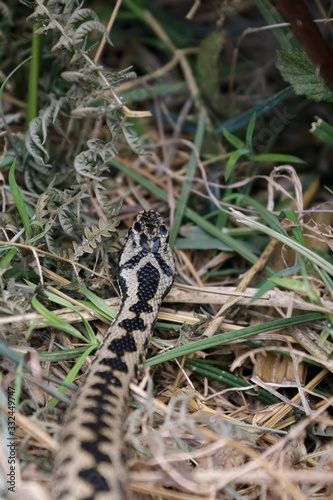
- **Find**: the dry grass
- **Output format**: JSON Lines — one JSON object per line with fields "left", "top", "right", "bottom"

{"left": 1, "top": 1, "right": 333, "bottom": 500}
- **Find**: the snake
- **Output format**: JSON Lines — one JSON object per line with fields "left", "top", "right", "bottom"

{"left": 52, "top": 209, "right": 175, "bottom": 500}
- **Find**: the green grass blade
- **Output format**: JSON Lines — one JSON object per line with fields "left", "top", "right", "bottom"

{"left": 223, "top": 127, "right": 246, "bottom": 150}
{"left": 225, "top": 148, "right": 251, "bottom": 181}
{"left": 268, "top": 277, "right": 308, "bottom": 293}
{"left": 26, "top": 19, "right": 42, "bottom": 126}
{"left": 254, "top": 0, "right": 294, "bottom": 50}
{"left": 246, "top": 113, "right": 256, "bottom": 149}
{"left": 230, "top": 208, "right": 333, "bottom": 276}
{"left": 26, "top": 281, "right": 99, "bottom": 344}
{"left": 145, "top": 312, "right": 323, "bottom": 367}
{"left": 254, "top": 153, "right": 304, "bottom": 163}
{"left": 0, "top": 343, "right": 72, "bottom": 404}
{"left": 277, "top": 208, "right": 319, "bottom": 302}
{"left": 214, "top": 86, "right": 293, "bottom": 134}
{"left": 310, "top": 117, "right": 333, "bottom": 146}
{"left": 110, "top": 159, "right": 260, "bottom": 266}
{"left": 30, "top": 296, "right": 92, "bottom": 343}
{"left": 39, "top": 347, "right": 95, "bottom": 362}
{"left": 228, "top": 194, "right": 287, "bottom": 236}
{"left": 48, "top": 345, "right": 96, "bottom": 408}
{"left": 312, "top": 264, "right": 333, "bottom": 297}
{"left": 9, "top": 159, "right": 33, "bottom": 239}
{"left": 0, "top": 56, "right": 32, "bottom": 115}
{"left": 250, "top": 264, "right": 300, "bottom": 304}
{"left": 280, "top": 208, "right": 307, "bottom": 246}
{"left": 0, "top": 248, "right": 17, "bottom": 268}
{"left": 187, "top": 358, "right": 278, "bottom": 405}
{"left": 169, "top": 109, "right": 206, "bottom": 247}
{"left": 80, "top": 285, "right": 115, "bottom": 322}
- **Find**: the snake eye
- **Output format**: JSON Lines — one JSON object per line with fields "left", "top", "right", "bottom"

{"left": 160, "top": 224, "right": 167, "bottom": 236}
{"left": 133, "top": 221, "right": 141, "bottom": 232}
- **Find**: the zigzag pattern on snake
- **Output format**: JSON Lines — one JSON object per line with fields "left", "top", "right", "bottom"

{"left": 52, "top": 210, "right": 175, "bottom": 500}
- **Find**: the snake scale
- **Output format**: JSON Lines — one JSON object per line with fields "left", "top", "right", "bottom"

{"left": 52, "top": 210, "right": 175, "bottom": 500}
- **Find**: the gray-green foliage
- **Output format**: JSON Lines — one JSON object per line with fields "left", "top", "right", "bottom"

{"left": 0, "top": 0, "right": 138, "bottom": 316}
{"left": 20, "top": 1, "right": 140, "bottom": 256}
{"left": 0, "top": 278, "right": 30, "bottom": 316}
{"left": 0, "top": 1, "right": 13, "bottom": 80}
{"left": 276, "top": 48, "right": 333, "bottom": 103}
{"left": 24, "top": 0, "right": 140, "bottom": 190}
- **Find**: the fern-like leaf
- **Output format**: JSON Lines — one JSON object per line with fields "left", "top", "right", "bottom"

{"left": 67, "top": 7, "right": 99, "bottom": 28}
{"left": 35, "top": 192, "right": 49, "bottom": 224}
{"left": 44, "top": 232, "right": 56, "bottom": 253}
{"left": 25, "top": 117, "right": 50, "bottom": 165}
{"left": 122, "top": 122, "right": 145, "bottom": 155}
{"left": 41, "top": 96, "right": 68, "bottom": 145}
{"left": 93, "top": 183, "right": 122, "bottom": 217}
{"left": 70, "top": 217, "right": 118, "bottom": 260}
{"left": 0, "top": 1, "right": 13, "bottom": 24}
{"left": 58, "top": 207, "right": 79, "bottom": 236}
{"left": 72, "top": 20, "right": 111, "bottom": 48}
{"left": 0, "top": 279, "right": 31, "bottom": 316}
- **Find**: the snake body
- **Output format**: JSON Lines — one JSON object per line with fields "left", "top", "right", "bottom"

{"left": 52, "top": 210, "right": 175, "bottom": 500}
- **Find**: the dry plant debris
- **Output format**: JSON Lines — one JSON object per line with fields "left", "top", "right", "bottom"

{"left": 0, "top": 1, "right": 333, "bottom": 499}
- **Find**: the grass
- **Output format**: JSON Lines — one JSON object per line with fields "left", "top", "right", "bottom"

{"left": 0, "top": 1, "right": 333, "bottom": 499}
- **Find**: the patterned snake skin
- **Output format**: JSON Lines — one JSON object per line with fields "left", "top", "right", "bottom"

{"left": 52, "top": 210, "right": 175, "bottom": 500}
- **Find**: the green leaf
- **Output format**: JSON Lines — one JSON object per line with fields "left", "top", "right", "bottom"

{"left": 197, "top": 30, "right": 225, "bottom": 107}
{"left": 0, "top": 248, "right": 17, "bottom": 268}
{"left": 250, "top": 264, "right": 300, "bottom": 304}
{"left": 48, "top": 345, "right": 96, "bottom": 408}
{"left": 168, "top": 110, "right": 206, "bottom": 248}
{"left": 227, "top": 194, "right": 287, "bottom": 236}
{"left": 276, "top": 49, "right": 333, "bottom": 103}
{"left": 0, "top": 56, "right": 32, "bottom": 115}
{"left": 215, "top": 86, "right": 293, "bottom": 134}
{"left": 229, "top": 208, "right": 333, "bottom": 276}
{"left": 268, "top": 277, "right": 309, "bottom": 293}
{"left": 254, "top": 153, "right": 304, "bottom": 163}
{"left": 111, "top": 159, "right": 261, "bottom": 267}
{"left": 222, "top": 127, "right": 246, "bottom": 150}
{"left": 145, "top": 312, "right": 324, "bottom": 367}
{"left": 245, "top": 113, "right": 256, "bottom": 149}
{"left": 8, "top": 159, "right": 33, "bottom": 239}
{"left": 225, "top": 148, "right": 251, "bottom": 181}
{"left": 79, "top": 285, "right": 115, "bottom": 322}
{"left": 29, "top": 296, "right": 92, "bottom": 343}
{"left": 281, "top": 208, "right": 307, "bottom": 247}
{"left": 186, "top": 358, "right": 278, "bottom": 405}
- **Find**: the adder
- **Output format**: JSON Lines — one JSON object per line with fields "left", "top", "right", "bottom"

{"left": 52, "top": 209, "right": 175, "bottom": 500}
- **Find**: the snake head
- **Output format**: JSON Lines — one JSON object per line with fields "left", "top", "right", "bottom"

{"left": 122, "top": 210, "right": 170, "bottom": 255}
{"left": 118, "top": 210, "right": 175, "bottom": 296}
{"left": 132, "top": 210, "right": 168, "bottom": 250}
